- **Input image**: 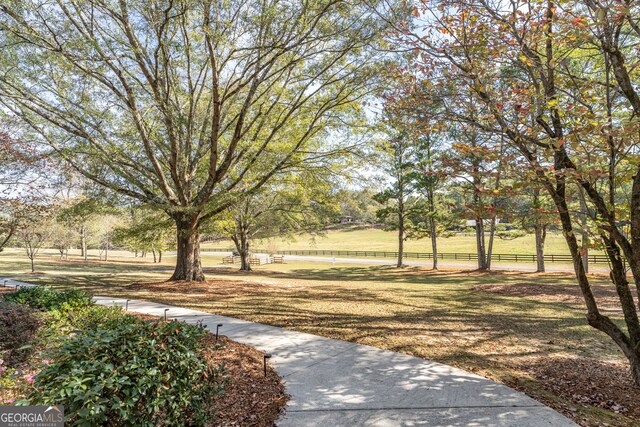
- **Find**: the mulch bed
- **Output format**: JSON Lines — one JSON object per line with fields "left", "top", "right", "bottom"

{"left": 130, "top": 313, "right": 288, "bottom": 426}
{"left": 519, "top": 356, "right": 640, "bottom": 423}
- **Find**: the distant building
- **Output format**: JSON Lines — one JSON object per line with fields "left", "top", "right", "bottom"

{"left": 466, "top": 219, "right": 501, "bottom": 227}
{"left": 339, "top": 216, "right": 354, "bottom": 224}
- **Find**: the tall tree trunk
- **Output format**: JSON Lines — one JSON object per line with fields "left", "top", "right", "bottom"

{"left": 30, "top": 255, "right": 35, "bottom": 273}
{"left": 152, "top": 249, "right": 157, "bottom": 263}
{"left": 170, "top": 216, "right": 205, "bottom": 282}
{"left": 104, "top": 219, "right": 109, "bottom": 262}
{"left": 80, "top": 224, "right": 87, "bottom": 260}
{"left": 486, "top": 137, "right": 505, "bottom": 271}
{"left": 158, "top": 250, "right": 162, "bottom": 263}
{"left": 428, "top": 188, "right": 438, "bottom": 270}
{"left": 475, "top": 217, "right": 487, "bottom": 270}
{"left": 397, "top": 212, "right": 404, "bottom": 268}
{"left": 535, "top": 224, "right": 547, "bottom": 273}
{"left": 579, "top": 189, "right": 589, "bottom": 273}
{"left": 239, "top": 231, "right": 251, "bottom": 271}
{"left": 430, "top": 220, "right": 438, "bottom": 270}
{"left": 486, "top": 216, "right": 496, "bottom": 270}
{"left": 472, "top": 159, "right": 487, "bottom": 270}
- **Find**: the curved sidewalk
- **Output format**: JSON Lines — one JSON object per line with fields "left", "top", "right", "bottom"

{"left": 95, "top": 296, "right": 577, "bottom": 427}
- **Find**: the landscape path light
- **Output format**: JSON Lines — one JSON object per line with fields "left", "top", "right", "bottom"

{"left": 263, "top": 353, "right": 272, "bottom": 377}
{"left": 215, "top": 324, "right": 223, "bottom": 343}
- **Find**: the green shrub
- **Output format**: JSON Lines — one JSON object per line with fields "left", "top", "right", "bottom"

{"left": 40, "top": 305, "right": 140, "bottom": 350}
{"left": 49, "top": 304, "right": 137, "bottom": 331}
{"left": 27, "top": 319, "right": 225, "bottom": 426}
{"left": 4, "top": 287, "right": 92, "bottom": 311}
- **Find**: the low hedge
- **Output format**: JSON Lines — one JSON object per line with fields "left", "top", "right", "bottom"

{"left": 4, "top": 287, "right": 92, "bottom": 310}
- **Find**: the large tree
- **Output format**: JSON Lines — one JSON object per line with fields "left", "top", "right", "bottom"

{"left": 0, "top": 0, "right": 383, "bottom": 281}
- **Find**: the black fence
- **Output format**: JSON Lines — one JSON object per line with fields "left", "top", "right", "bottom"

{"left": 215, "top": 248, "right": 611, "bottom": 264}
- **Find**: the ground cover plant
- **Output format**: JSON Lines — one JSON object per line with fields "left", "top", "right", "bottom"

{"left": 0, "top": 285, "right": 287, "bottom": 426}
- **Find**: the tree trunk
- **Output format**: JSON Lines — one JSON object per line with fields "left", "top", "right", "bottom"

{"left": 152, "top": 249, "right": 157, "bottom": 263}
{"left": 486, "top": 216, "right": 496, "bottom": 270}
{"left": 397, "top": 212, "right": 404, "bottom": 268}
{"left": 579, "top": 188, "right": 589, "bottom": 273}
{"left": 158, "top": 250, "right": 162, "bottom": 263}
{"left": 170, "top": 217, "right": 205, "bottom": 282}
{"left": 240, "top": 236, "right": 251, "bottom": 271}
{"left": 428, "top": 188, "right": 438, "bottom": 270}
{"left": 475, "top": 217, "right": 487, "bottom": 270}
{"left": 535, "top": 224, "right": 546, "bottom": 273}
{"left": 232, "top": 228, "right": 252, "bottom": 271}
{"left": 430, "top": 222, "right": 438, "bottom": 270}
{"left": 80, "top": 224, "right": 87, "bottom": 261}
{"left": 30, "top": 256, "right": 35, "bottom": 273}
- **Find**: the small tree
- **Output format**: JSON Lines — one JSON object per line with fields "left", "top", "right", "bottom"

{"left": 18, "top": 218, "right": 52, "bottom": 273}
{"left": 509, "top": 183, "right": 558, "bottom": 273}
{"left": 58, "top": 197, "right": 102, "bottom": 261}
{"left": 50, "top": 220, "right": 77, "bottom": 260}
{"left": 374, "top": 129, "right": 423, "bottom": 268}
{"left": 113, "top": 206, "right": 175, "bottom": 263}
{"left": 215, "top": 173, "right": 338, "bottom": 271}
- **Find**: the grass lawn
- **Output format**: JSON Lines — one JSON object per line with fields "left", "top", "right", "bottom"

{"left": 0, "top": 248, "right": 636, "bottom": 426}
{"left": 201, "top": 226, "right": 597, "bottom": 256}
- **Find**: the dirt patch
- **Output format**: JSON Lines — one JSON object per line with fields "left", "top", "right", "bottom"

{"left": 131, "top": 313, "right": 288, "bottom": 426}
{"left": 474, "top": 282, "right": 622, "bottom": 311}
{"left": 519, "top": 356, "right": 640, "bottom": 425}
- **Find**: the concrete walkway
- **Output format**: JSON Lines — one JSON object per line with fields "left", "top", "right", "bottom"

{"left": 92, "top": 296, "right": 576, "bottom": 427}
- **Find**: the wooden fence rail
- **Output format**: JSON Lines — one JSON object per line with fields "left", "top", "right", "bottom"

{"left": 214, "top": 248, "right": 611, "bottom": 264}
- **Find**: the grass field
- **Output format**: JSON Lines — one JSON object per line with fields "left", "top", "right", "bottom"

{"left": 0, "top": 248, "right": 636, "bottom": 426}
{"left": 201, "top": 226, "right": 595, "bottom": 256}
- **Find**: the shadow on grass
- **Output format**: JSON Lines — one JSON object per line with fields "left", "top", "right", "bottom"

{"left": 205, "top": 264, "right": 585, "bottom": 286}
